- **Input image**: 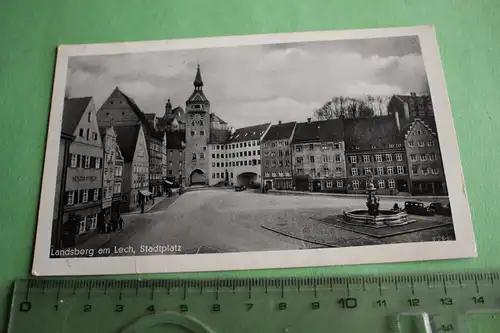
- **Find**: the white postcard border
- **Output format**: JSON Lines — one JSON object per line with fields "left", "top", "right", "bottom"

{"left": 32, "top": 25, "right": 476, "bottom": 276}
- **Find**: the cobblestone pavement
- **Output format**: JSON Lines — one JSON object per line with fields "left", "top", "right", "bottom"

{"left": 96, "top": 189, "right": 455, "bottom": 256}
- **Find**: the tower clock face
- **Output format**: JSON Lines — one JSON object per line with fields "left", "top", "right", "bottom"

{"left": 193, "top": 114, "right": 202, "bottom": 121}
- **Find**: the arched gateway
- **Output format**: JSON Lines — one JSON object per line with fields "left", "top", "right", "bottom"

{"left": 190, "top": 169, "right": 206, "bottom": 185}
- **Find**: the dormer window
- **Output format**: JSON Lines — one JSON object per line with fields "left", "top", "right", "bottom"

{"left": 194, "top": 104, "right": 201, "bottom": 109}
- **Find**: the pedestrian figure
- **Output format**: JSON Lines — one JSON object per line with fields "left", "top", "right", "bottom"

{"left": 264, "top": 184, "right": 269, "bottom": 193}
{"left": 118, "top": 216, "right": 124, "bottom": 230}
{"left": 141, "top": 203, "right": 145, "bottom": 214}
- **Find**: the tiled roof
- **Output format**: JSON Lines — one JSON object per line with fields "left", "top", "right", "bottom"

{"left": 209, "top": 128, "right": 231, "bottom": 144}
{"left": 344, "top": 116, "right": 403, "bottom": 152}
{"left": 228, "top": 123, "right": 270, "bottom": 143}
{"left": 292, "top": 119, "right": 344, "bottom": 144}
{"left": 114, "top": 125, "right": 141, "bottom": 162}
{"left": 210, "top": 113, "right": 227, "bottom": 125}
{"left": 62, "top": 97, "right": 92, "bottom": 136}
{"left": 261, "top": 122, "right": 296, "bottom": 141}
{"left": 403, "top": 117, "right": 438, "bottom": 139}
{"left": 166, "top": 130, "right": 185, "bottom": 149}
{"left": 151, "top": 129, "right": 165, "bottom": 141}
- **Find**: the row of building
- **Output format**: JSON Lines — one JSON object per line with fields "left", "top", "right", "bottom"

{"left": 51, "top": 64, "right": 447, "bottom": 250}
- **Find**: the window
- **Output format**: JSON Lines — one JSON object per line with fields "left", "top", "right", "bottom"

{"left": 67, "top": 191, "right": 74, "bottom": 205}
{"left": 296, "top": 168, "right": 304, "bottom": 175}
{"left": 265, "top": 161, "right": 269, "bottom": 167}
{"left": 95, "top": 157, "right": 101, "bottom": 169}
{"left": 334, "top": 143, "right": 340, "bottom": 149}
{"left": 429, "top": 153, "right": 436, "bottom": 161}
{"left": 412, "top": 166, "right": 418, "bottom": 175}
{"left": 422, "top": 167, "right": 429, "bottom": 175}
{"left": 92, "top": 132, "right": 98, "bottom": 140}
{"left": 70, "top": 154, "right": 78, "bottom": 168}
{"left": 321, "top": 143, "right": 328, "bottom": 150}
{"left": 285, "top": 160, "right": 290, "bottom": 166}
{"left": 253, "top": 151, "right": 256, "bottom": 156}
{"left": 278, "top": 171, "right": 284, "bottom": 177}
{"left": 78, "top": 217, "right": 86, "bottom": 234}
{"left": 350, "top": 156, "right": 357, "bottom": 164}
{"left": 169, "top": 151, "right": 173, "bottom": 157}
{"left": 352, "top": 180, "right": 360, "bottom": 190}
{"left": 420, "top": 154, "right": 427, "bottom": 161}
{"left": 309, "top": 144, "right": 314, "bottom": 151}
{"left": 212, "top": 154, "right": 215, "bottom": 159}
{"left": 351, "top": 168, "right": 358, "bottom": 176}
{"left": 265, "top": 172, "right": 270, "bottom": 177}
{"left": 363, "top": 155, "right": 370, "bottom": 163}
{"left": 388, "top": 179, "right": 395, "bottom": 189}
{"left": 200, "top": 130, "right": 205, "bottom": 136}
{"left": 375, "top": 155, "right": 382, "bottom": 162}
{"left": 408, "top": 141, "right": 415, "bottom": 148}
{"left": 326, "top": 181, "right": 333, "bottom": 188}
{"left": 310, "top": 168, "right": 316, "bottom": 176}
{"left": 416, "top": 130, "right": 422, "bottom": 136}
{"left": 216, "top": 173, "right": 219, "bottom": 178}
{"left": 377, "top": 167, "right": 384, "bottom": 175}
{"left": 378, "top": 180, "right": 385, "bottom": 189}
{"left": 323, "top": 168, "right": 329, "bottom": 175}
{"left": 410, "top": 154, "right": 417, "bottom": 162}
{"left": 191, "top": 131, "right": 195, "bottom": 136}
{"left": 79, "top": 128, "right": 84, "bottom": 137}
{"left": 336, "top": 180, "right": 343, "bottom": 188}
{"left": 82, "top": 189, "right": 88, "bottom": 203}
{"left": 323, "top": 155, "right": 328, "bottom": 163}
{"left": 397, "top": 166, "right": 405, "bottom": 174}
{"left": 272, "top": 161, "right": 276, "bottom": 168}
{"left": 364, "top": 167, "right": 371, "bottom": 175}
{"left": 418, "top": 141, "right": 425, "bottom": 147}
{"left": 192, "top": 153, "right": 197, "bottom": 161}
{"left": 89, "top": 214, "right": 98, "bottom": 230}
{"left": 385, "top": 154, "right": 392, "bottom": 162}
{"left": 84, "top": 156, "right": 90, "bottom": 168}
{"left": 244, "top": 151, "right": 248, "bottom": 157}
{"left": 309, "top": 156, "right": 315, "bottom": 163}
{"left": 296, "top": 157, "right": 303, "bottom": 164}
{"left": 296, "top": 146, "right": 302, "bottom": 152}
{"left": 387, "top": 167, "right": 394, "bottom": 175}
{"left": 216, "top": 162, "right": 220, "bottom": 167}
{"left": 93, "top": 189, "right": 99, "bottom": 201}
{"left": 88, "top": 112, "right": 92, "bottom": 122}
{"left": 396, "top": 153, "right": 403, "bottom": 162}
{"left": 335, "top": 154, "right": 341, "bottom": 162}
{"left": 240, "top": 143, "right": 243, "bottom": 148}
{"left": 335, "top": 167, "right": 342, "bottom": 173}
{"left": 432, "top": 168, "right": 439, "bottom": 175}
{"left": 428, "top": 141, "right": 435, "bottom": 147}
{"left": 278, "top": 150, "right": 283, "bottom": 157}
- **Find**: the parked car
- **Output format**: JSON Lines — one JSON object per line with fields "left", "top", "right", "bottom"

{"left": 234, "top": 185, "right": 247, "bottom": 192}
{"left": 404, "top": 201, "right": 434, "bottom": 216}
{"left": 428, "top": 202, "right": 452, "bottom": 216}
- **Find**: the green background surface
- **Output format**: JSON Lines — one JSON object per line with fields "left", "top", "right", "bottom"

{"left": 0, "top": 0, "right": 499, "bottom": 330}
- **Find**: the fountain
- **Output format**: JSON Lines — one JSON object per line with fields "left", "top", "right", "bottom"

{"left": 341, "top": 170, "right": 414, "bottom": 227}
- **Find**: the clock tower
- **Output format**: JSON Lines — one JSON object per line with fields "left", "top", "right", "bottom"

{"left": 185, "top": 65, "right": 211, "bottom": 186}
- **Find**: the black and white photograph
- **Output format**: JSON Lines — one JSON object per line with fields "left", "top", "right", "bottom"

{"left": 33, "top": 26, "right": 476, "bottom": 275}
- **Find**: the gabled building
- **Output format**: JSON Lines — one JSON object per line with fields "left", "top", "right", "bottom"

{"left": 403, "top": 118, "right": 447, "bottom": 195}
{"left": 166, "top": 130, "right": 186, "bottom": 186}
{"left": 344, "top": 114, "right": 409, "bottom": 195}
{"left": 99, "top": 125, "right": 119, "bottom": 228}
{"left": 261, "top": 121, "right": 297, "bottom": 190}
{"left": 291, "top": 118, "right": 346, "bottom": 192}
{"left": 57, "top": 97, "right": 104, "bottom": 249}
{"left": 387, "top": 92, "right": 434, "bottom": 120}
{"left": 115, "top": 124, "right": 150, "bottom": 212}
{"left": 112, "top": 144, "right": 124, "bottom": 219}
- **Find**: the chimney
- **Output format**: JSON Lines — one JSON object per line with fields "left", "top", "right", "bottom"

{"left": 403, "top": 103, "right": 410, "bottom": 120}
{"left": 307, "top": 117, "right": 311, "bottom": 123}
{"left": 394, "top": 109, "right": 401, "bottom": 132}
{"left": 278, "top": 120, "right": 282, "bottom": 124}
{"left": 410, "top": 92, "right": 416, "bottom": 97}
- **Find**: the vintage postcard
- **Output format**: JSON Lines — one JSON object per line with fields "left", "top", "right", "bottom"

{"left": 32, "top": 25, "right": 476, "bottom": 276}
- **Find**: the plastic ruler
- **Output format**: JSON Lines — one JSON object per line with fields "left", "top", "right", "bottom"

{"left": 6, "top": 272, "right": 500, "bottom": 332}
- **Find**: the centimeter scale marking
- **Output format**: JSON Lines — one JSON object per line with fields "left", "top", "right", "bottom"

{"left": 8, "top": 272, "right": 500, "bottom": 333}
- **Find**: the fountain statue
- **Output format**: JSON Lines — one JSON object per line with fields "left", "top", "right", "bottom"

{"left": 340, "top": 171, "right": 415, "bottom": 227}
{"left": 365, "top": 170, "right": 379, "bottom": 216}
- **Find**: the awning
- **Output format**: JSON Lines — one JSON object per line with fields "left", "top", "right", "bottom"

{"left": 164, "top": 180, "right": 173, "bottom": 185}
{"left": 139, "top": 190, "right": 153, "bottom": 196}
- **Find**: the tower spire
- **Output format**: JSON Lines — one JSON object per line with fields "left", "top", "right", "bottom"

{"left": 194, "top": 64, "right": 203, "bottom": 88}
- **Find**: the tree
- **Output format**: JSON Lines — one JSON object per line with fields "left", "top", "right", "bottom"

{"left": 313, "top": 95, "right": 391, "bottom": 120}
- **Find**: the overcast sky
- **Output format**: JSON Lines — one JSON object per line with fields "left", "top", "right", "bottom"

{"left": 66, "top": 35, "right": 429, "bottom": 128}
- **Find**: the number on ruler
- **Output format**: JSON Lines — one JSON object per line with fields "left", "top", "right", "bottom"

{"left": 376, "top": 300, "right": 386, "bottom": 308}
{"left": 440, "top": 298, "right": 453, "bottom": 306}
{"left": 408, "top": 298, "right": 420, "bottom": 307}
{"left": 83, "top": 304, "right": 92, "bottom": 312}
{"left": 19, "top": 301, "right": 31, "bottom": 312}
{"left": 311, "top": 302, "right": 320, "bottom": 310}
{"left": 180, "top": 304, "right": 188, "bottom": 313}
{"left": 147, "top": 305, "right": 156, "bottom": 312}
{"left": 472, "top": 296, "right": 484, "bottom": 304}
{"left": 278, "top": 302, "right": 287, "bottom": 310}
{"left": 440, "top": 324, "right": 454, "bottom": 332}
{"left": 115, "top": 304, "right": 124, "bottom": 312}
{"left": 212, "top": 304, "right": 220, "bottom": 312}
{"left": 246, "top": 303, "right": 253, "bottom": 311}
{"left": 338, "top": 298, "right": 357, "bottom": 309}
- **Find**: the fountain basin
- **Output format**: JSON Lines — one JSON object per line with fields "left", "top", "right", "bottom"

{"left": 342, "top": 210, "right": 415, "bottom": 227}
